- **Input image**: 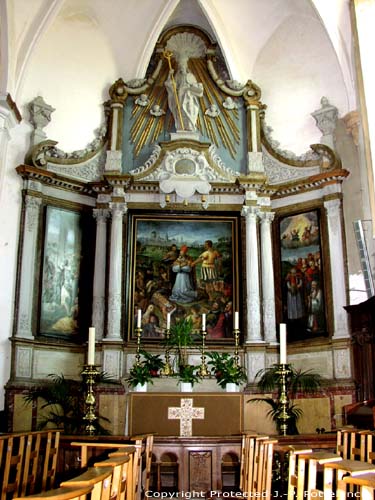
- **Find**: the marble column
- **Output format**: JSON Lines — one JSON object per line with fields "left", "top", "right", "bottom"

{"left": 324, "top": 198, "right": 350, "bottom": 339}
{"left": 259, "top": 211, "right": 277, "bottom": 343}
{"left": 106, "top": 202, "right": 127, "bottom": 339}
{"left": 92, "top": 209, "right": 109, "bottom": 340}
{"left": 16, "top": 195, "right": 42, "bottom": 338}
{"left": 241, "top": 206, "right": 262, "bottom": 342}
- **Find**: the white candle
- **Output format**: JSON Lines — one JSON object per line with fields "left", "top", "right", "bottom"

{"left": 137, "top": 309, "right": 142, "bottom": 328}
{"left": 88, "top": 327, "right": 95, "bottom": 365}
{"left": 279, "top": 323, "right": 287, "bottom": 364}
{"left": 167, "top": 312, "right": 171, "bottom": 330}
{"left": 234, "top": 311, "right": 239, "bottom": 330}
{"left": 202, "top": 313, "right": 206, "bottom": 331}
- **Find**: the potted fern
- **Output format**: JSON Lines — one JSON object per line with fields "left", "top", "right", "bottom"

{"left": 250, "top": 365, "right": 322, "bottom": 434}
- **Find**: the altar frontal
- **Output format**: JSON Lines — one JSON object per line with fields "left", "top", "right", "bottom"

{"left": 128, "top": 393, "right": 243, "bottom": 436}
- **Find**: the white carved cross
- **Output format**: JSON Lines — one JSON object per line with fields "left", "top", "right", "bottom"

{"left": 168, "top": 398, "right": 205, "bottom": 437}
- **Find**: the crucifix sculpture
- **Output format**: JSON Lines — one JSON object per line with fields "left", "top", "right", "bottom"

{"left": 168, "top": 398, "right": 205, "bottom": 437}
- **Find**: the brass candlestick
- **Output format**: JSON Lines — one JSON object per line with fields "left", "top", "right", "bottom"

{"left": 233, "top": 328, "right": 240, "bottom": 367}
{"left": 161, "top": 327, "right": 174, "bottom": 376}
{"left": 135, "top": 327, "right": 143, "bottom": 365}
{"left": 198, "top": 327, "right": 209, "bottom": 377}
{"left": 275, "top": 363, "right": 292, "bottom": 436}
{"left": 81, "top": 364, "right": 100, "bottom": 435}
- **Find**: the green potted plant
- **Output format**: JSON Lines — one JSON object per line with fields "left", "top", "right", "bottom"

{"left": 177, "top": 364, "right": 202, "bottom": 392}
{"left": 207, "top": 352, "right": 247, "bottom": 390}
{"left": 140, "top": 350, "right": 165, "bottom": 376}
{"left": 166, "top": 317, "right": 196, "bottom": 368}
{"left": 125, "top": 362, "right": 153, "bottom": 391}
{"left": 249, "top": 365, "right": 322, "bottom": 434}
{"left": 23, "top": 373, "right": 112, "bottom": 434}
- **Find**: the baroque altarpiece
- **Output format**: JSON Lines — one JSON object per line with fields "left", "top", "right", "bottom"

{"left": 7, "top": 27, "right": 353, "bottom": 434}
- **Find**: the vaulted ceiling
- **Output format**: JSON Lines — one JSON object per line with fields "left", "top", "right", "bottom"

{"left": 1, "top": 0, "right": 355, "bottom": 155}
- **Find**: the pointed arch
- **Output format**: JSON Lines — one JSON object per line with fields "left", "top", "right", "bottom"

{"left": 135, "top": 0, "right": 180, "bottom": 78}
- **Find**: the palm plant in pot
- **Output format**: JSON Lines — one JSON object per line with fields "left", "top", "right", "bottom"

{"left": 24, "top": 373, "right": 112, "bottom": 434}
{"left": 250, "top": 365, "right": 322, "bottom": 434}
{"left": 207, "top": 352, "right": 247, "bottom": 390}
{"left": 165, "top": 316, "right": 196, "bottom": 369}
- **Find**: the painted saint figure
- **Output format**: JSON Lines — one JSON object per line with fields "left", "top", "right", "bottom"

{"left": 193, "top": 240, "right": 221, "bottom": 282}
{"left": 285, "top": 267, "right": 304, "bottom": 320}
{"left": 169, "top": 245, "right": 198, "bottom": 303}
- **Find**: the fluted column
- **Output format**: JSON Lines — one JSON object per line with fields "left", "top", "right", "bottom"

{"left": 16, "top": 195, "right": 42, "bottom": 338}
{"left": 324, "top": 198, "right": 349, "bottom": 339}
{"left": 92, "top": 209, "right": 109, "bottom": 340}
{"left": 106, "top": 202, "right": 127, "bottom": 339}
{"left": 259, "top": 211, "right": 277, "bottom": 343}
{"left": 241, "top": 206, "right": 262, "bottom": 342}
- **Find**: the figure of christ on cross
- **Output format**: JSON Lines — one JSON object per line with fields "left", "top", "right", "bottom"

{"left": 168, "top": 398, "right": 205, "bottom": 437}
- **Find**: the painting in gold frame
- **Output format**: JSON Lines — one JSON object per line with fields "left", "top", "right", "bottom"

{"left": 278, "top": 208, "right": 328, "bottom": 342}
{"left": 126, "top": 212, "right": 240, "bottom": 342}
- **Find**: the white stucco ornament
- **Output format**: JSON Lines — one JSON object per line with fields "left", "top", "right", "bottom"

{"left": 159, "top": 149, "right": 212, "bottom": 198}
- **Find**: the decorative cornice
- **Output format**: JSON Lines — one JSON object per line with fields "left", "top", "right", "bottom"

{"left": 25, "top": 124, "right": 107, "bottom": 168}
{"left": 272, "top": 168, "right": 349, "bottom": 199}
{"left": 261, "top": 118, "right": 341, "bottom": 170}
{"left": 0, "top": 93, "right": 22, "bottom": 130}
{"left": 16, "top": 164, "right": 95, "bottom": 195}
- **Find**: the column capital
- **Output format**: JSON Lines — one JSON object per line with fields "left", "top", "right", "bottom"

{"left": 93, "top": 208, "right": 110, "bottom": 222}
{"left": 258, "top": 210, "right": 275, "bottom": 223}
{"left": 241, "top": 205, "right": 259, "bottom": 218}
{"left": 109, "top": 201, "right": 127, "bottom": 217}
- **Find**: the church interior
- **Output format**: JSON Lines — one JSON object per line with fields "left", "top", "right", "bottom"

{"left": 1, "top": 0, "right": 375, "bottom": 498}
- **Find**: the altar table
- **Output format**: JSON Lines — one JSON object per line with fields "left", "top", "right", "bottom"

{"left": 127, "top": 392, "right": 243, "bottom": 437}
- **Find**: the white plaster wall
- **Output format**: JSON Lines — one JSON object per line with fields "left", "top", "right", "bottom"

{"left": 254, "top": 15, "right": 349, "bottom": 155}
{"left": 18, "top": 7, "right": 118, "bottom": 152}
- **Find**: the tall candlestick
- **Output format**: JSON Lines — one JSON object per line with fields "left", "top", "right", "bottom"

{"left": 279, "top": 323, "right": 287, "bottom": 364}
{"left": 202, "top": 313, "right": 206, "bottom": 331}
{"left": 88, "top": 327, "right": 95, "bottom": 365}
{"left": 137, "top": 309, "right": 142, "bottom": 328}
{"left": 234, "top": 311, "right": 239, "bottom": 330}
{"left": 167, "top": 312, "right": 171, "bottom": 330}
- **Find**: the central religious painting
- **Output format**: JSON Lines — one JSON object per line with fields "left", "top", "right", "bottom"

{"left": 127, "top": 212, "right": 240, "bottom": 342}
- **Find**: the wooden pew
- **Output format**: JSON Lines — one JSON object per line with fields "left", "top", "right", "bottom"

{"left": 70, "top": 443, "right": 135, "bottom": 469}
{"left": 94, "top": 455, "right": 131, "bottom": 500}
{"left": 13, "top": 485, "right": 93, "bottom": 500}
{"left": 0, "top": 430, "right": 61, "bottom": 500}
{"left": 60, "top": 467, "right": 113, "bottom": 500}
{"left": 1, "top": 435, "right": 26, "bottom": 500}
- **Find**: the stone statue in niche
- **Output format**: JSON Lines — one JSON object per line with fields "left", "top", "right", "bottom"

{"left": 165, "top": 53, "right": 204, "bottom": 131}
{"left": 163, "top": 33, "right": 206, "bottom": 132}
